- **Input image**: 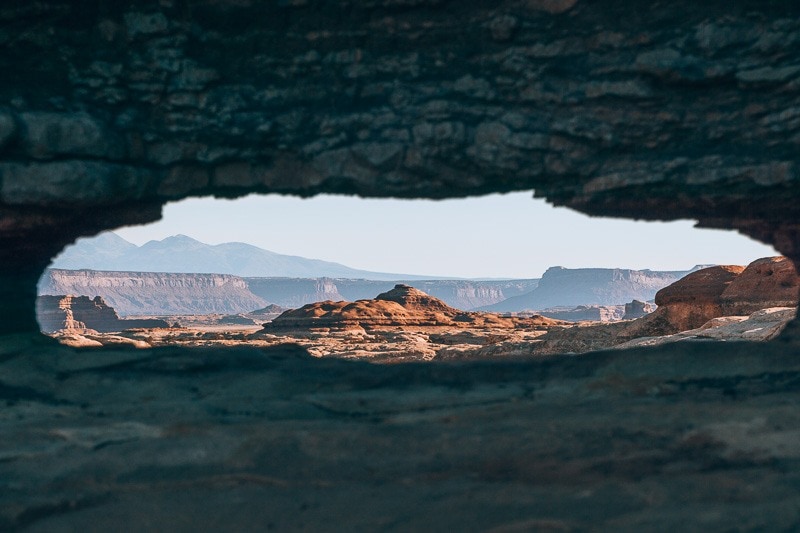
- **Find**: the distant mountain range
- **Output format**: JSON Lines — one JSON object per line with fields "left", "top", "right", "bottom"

{"left": 43, "top": 232, "right": 710, "bottom": 317}
{"left": 50, "top": 232, "right": 438, "bottom": 281}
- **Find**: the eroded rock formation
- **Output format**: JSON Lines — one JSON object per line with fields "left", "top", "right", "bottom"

{"left": 622, "top": 257, "right": 800, "bottom": 340}
{"left": 39, "top": 269, "right": 268, "bottom": 316}
{"left": 481, "top": 266, "right": 694, "bottom": 312}
{"left": 264, "top": 284, "right": 562, "bottom": 331}
{"left": 720, "top": 256, "right": 800, "bottom": 315}
{"left": 623, "top": 299, "right": 656, "bottom": 319}
{"left": 537, "top": 304, "right": 626, "bottom": 322}
{"left": 621, "top": 265, "right": 746, "bottom": 338}
{"left": 527, "top": 257, "right": 800, "bottom": 353}
{"left": 36, "top": 295, "right": 169, "bottom": 333}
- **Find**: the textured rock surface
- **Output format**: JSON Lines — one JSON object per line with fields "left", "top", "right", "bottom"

{"left": 482, "top": 266, "right": 694, "bottom": 312}
{"left": 537, "top": 304, "right": 626, "bottom": 322}
{"left": 247, "top": 277, "right": 540, "bottom": 310}
{"left": 39, "top": 269, "right": 268, "bottom": 316}
{"left": 620, "top": 265, "right": 746, "bottom": 339}
{"left": 6, "top": 339, "right": 800, "bottom": 531}
{"left": 36, "top": 295, "right": 169, "bottom": 333}
{"left": 34, "top": 295, "right": 88, "bottom": 333}
{"left": 39, "top": 270, "right": 539, "bottom": 316}
{"left": 512, "top": 260, "right": 800, "bottom": 355}
{"left": 265, "top": 284, "right": 561, "bottom": 331}
{"left": 623, "top": 299, "right": 657, "bottom": 319}
{"left": 616, "top": 307, "right": 797, "bottom": 349}
{"left": 1, "top": 0, "right": 800, "bottom": 333}
{"left": 720, "top": 256, "right": 800, "bottom": 314}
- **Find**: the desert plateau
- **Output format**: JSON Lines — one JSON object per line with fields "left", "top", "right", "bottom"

{"left": 38, "top": 257, "right": 799, "bottom": 363}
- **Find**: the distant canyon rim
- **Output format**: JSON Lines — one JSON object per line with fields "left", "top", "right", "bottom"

{"left": 35, "top": 256, "right": 800, "bottom": 361}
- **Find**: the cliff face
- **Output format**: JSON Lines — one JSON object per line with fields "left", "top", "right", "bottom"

{"left": 39, "top": 269, "right": 267, "bottom": 316}
{"left": 264, "top": 284, "right": 563, "bottom": 331}
{"left": 36, "top": 295, "right": 168, "bottom": 333}
{"left": 625, "top": 265, "right": 747, "bottom": 337}
{"left": 482, "top": 266, "right": 691, "bottom": 311}
{"left": 37, "top": 271, "right": 539, "bottom": 316}
{"left": 537, "top": 305, "right": 627, "bottom": 322}
{"left": 620, "top": 258, "right": 800, "bottom": 339}
{"left": 246, "top": 277, "right": 539, "bottom": 310}
{"left": 245, "top": 278, "right": 345, "bottom": 309}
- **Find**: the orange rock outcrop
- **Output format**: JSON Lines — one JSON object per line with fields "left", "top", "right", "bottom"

{"left": 264, "top": 284, "right": 564, "bottom": 332}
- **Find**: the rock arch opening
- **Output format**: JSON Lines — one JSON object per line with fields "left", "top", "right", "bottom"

{"left": 35, "top": 192, "right": 795, "bottom": 359}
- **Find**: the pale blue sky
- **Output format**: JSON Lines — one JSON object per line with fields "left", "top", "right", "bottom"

{"left": 114, "top": 192, "right": 776, "bottom": 279}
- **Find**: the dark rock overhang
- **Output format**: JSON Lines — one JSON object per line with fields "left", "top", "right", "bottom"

{"left": 0, "top": 0, "right": 798, "bottom": 334}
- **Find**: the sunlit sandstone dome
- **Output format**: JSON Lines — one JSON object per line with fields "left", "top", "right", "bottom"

{"left": 264, "top": 284, "right": 565, "bottom": 331}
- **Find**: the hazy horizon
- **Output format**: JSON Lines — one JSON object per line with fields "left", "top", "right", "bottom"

{"left": 110, "top": 192, "right": 777, "bottom": 279}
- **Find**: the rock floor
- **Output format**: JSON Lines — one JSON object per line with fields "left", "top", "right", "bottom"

{"left": 2, "top": 335, "right": 800, "bottom": 531}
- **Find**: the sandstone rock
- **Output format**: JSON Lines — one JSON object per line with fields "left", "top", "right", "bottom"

{"left": 2, "top": 2, "right": 800, "bottom": 525}
{"left": 623, "top": 299, "right": 657, "bottom": 319}
{"left": 615, "top": 307, "right": 797, "bottom": 349}
{"left": 35, "top": 295, "right": 89, "bottom": 333}
{"left": 249, "top": 304, "right": 288, "bottom": 316}
{"left": 374, "top": 284, "right": 458, "bottom": 314}
{"left": 39, "top": 270, "right": 268, "bottom": 316}
{"left": 482, "top": 266, "right": 693, "bottom": 312}
{"left": 20, "top": 112, "right": 122, "bottom": 160}
{"left": 537, "top": 304, "right": 626, "bottom": 322}
{"left": 520, "top": 321, "right": 630, "bottom": 356}
{"left": 656, "top": 265, "right": 744, "bottom": 307}
{"left": 619, "top": 265, "right": 745, "bottom": 339}
{"left": 51, "top": 333, "right": 104, "bottom": 348}
{"left": 37, "top": 295, "right": 168, "bottom": 334}
{"left": 1, "top": 4, "right": 799, "bottom": 338}
{"left": 264, "top": 285, "right": 564, "bottom": 332}
{"left": 720, "top": 256, "right": 799, "bottom": 315}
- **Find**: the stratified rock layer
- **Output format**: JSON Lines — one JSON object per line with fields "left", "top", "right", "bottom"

{"left": 5, "top": 339, "right": 800, "bottom": 531}
{"left": 623, "top": 299, "right": 656, "bottom": 319}
{"left": 39, "top": 269, "right": 267, "bottom": 316}
{"left": 721, "top": 256, "right": 800, "bottom": 315}
{"left": 482, "top": 267, "right": 693, "bottom": 312}
{"left": 615, "top": 265, "right": 745, "bottom": 339}
{"left": 265, "top": 284, "right": 562, "bottom": 331}
{"left": 537, "top": 303, "right": 634, "bottom": 322}
{"left": 36, "top": 295, "right": 169, "bottom": 333}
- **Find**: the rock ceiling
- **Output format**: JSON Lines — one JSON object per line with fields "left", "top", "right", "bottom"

{"left": 0, "top": 0, "right": 798, "bottom": 333}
